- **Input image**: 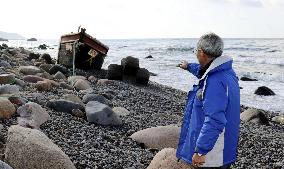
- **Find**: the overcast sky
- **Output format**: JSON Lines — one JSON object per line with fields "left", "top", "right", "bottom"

{"left": 1, "top": 0, "right": 284, "bottom": 39}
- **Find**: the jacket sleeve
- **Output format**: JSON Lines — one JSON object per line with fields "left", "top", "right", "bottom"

{"left": 187, "top": 63, "right": 201, "bottom": 78}
{"left": 195, "top": 75, "right": 228, "bottom": 155}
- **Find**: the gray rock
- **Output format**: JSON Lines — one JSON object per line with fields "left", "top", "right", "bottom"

{"left": 59, "top": 82, "right": 73, "bottom": 90}
{"left": 67, "top": 76, "right": 86, "bottom": 86}
{"left": 82, "top": 94, "right": 112, "bottom": 106}
{"left": 40, "top": 53, "right": 52, "bottom": 64}
{"left": 0, "top": 85, "right": 20, "bottom": 95}
{"left": 112, "top": 107, "right": 130, "bottom": 117}
{"left": 130, "top": 125, "right": 180, "bottom": 150}
{"left": 85, "top": 101, "right": 122, "bottom": 125}
{"left": 0, "top": 60, "right": 11, "bottom": 68}
{"left": 5, "top": 125, "right": 76, "bottom": 169}
{"left": 46, "top": 99, "right": 84, "bottom": 114}
{"left": 240, "top": 108, "right": 269, "bottom": 125}
{"left": 71, "top": 109, "right": 85, "bottom": 118}
{"left": 14, "top": 79, "right": 26, "bottom": 87}
{"left": 147, "top": 148, "right": 190, "bottom": 169}
{"left": 0, "top": 160, "right": 13, "bottom": 169}
{"left": 19, "top": 66, "right": 42, "bottom": 75}
{"left": 63, "top": 94, "right": 84, "bottom": 106}
{"left": 121, "top": 56, "right": 139, "bottom": 76}
{"left": 0, "top": 74, "right": 15, "bottom": 85}
{"left": 17, "top": 102, "right": 50, "bottom": 129}
{"left": 35, "top": 80, "right": 51, "bottom": 91}
{"left": 39, "top": 64, "right": 53, "bottom": 72}
{"left": 8, "top": 96, "right": 27, "bottom": 106}
{"left": 272, "top": 116, "right": 284, "bottom": 125}
{"left": 254, "top": 86, "right": 275, "bottom": 96}
{"left": 49, "top": 64, "right": 68, "bottom": 75}
{"left": 54, "top": 71, "right": 66, "bottom": 80}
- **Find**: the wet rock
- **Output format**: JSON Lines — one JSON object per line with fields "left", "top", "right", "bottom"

{"left": 17, "top": 102, "right": 50, "bottom": 129}
{"left": 241, "top": 108, "right": 269, "bottom": 125}
{"left": 112, "top": 107, "right": 130, "bottom": 117}
{"left": 0, "top": 85, "right": 20, "bottom": 95}
{"left": 0, "top": 160, "right": 13, "bottom": 169}
{"left": 272, "top": 116, "right": 284, "bottom": 125}
{"left": 27, "top": 38, "right": 37, "bottom": 41}
{"left": 38, "top": 44, "right": 47, "bottom": 50}
{"left": 40, "top": 53, "right": 52, "bottom": 64}
{"left": 254, "top": 86, "right": 275, "bottom": 96}
{"left": 130, "top": 125, "right": 180, "bottom": 150}
{"left": 27, "top": 52, "right": 40, "bottom": 60}
{"left": 85, "top": 101, "right": 122, "bottom": 125}
{"left": 136, "top": 68, "right": 150, "bottom": 85}
{"left": 35, "top": 80, "right": 51, "bottom": 91}
{"left": 49, "top": 64, "right": 68, "bottom": 75}
{"left": 63, "top": 94, "right": 84, "bottom": 106}
{"left": 82, "top": 94, "right": 112, "bottom": 106}
{"left": 147, "top": 148, "right": 190, "bottom": 169}
{"left": 54, "top": 71, "right": 66, "bottom": 80}
{"left": 46, "top": 99, "right": 84, "bottom": 114}
{"left": 0, "top": 99, "right": 16, "bottom": 119}
{"left": 145, "top": 55, "right": 153, "bottom": 59}
{"left": 71, "top": 109, "right": 85, "bottom": 118}
{"left": 19, "top": 66, "right": 42, "bottom": 75}
{"left": 74, "top": 79, "right": 91, "bottom": 91}
{"left": 23, "top": 75, "right": 44, "bottom": 83}
{"left": 0, "top": 74, "right": 15, "bottom": 84}
{"left": 5, "top": 125, "right": 76, "bottom": 169}
{"left": 106, "top": 64, "right": 123, "bottom": 80}
{"left": 121, "top": 56, "right": 139, "bottom": 76}
{"left": 240, "top": 77, "right": 258, "bottom": 81}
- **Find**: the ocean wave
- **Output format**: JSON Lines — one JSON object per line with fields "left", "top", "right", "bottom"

{"left": 166, "top": 46, "right": 194, "bottom": 52}
{"left": 235, "top": 57, "right": 284, "bottom": 67}
{"left": 224, "top": 47, "right": 269, "bottom": 51}
{"left": 238, "top": 71, "right": 284, "bottom": 83}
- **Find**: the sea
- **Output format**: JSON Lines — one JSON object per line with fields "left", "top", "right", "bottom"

{"left": 3, "top": 38, "right": 284, "bottom": 113}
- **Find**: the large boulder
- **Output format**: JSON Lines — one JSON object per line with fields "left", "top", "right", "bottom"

{"left": 74, "top": 79, "right": 91, "bottom": 91}
{"left": 27, "top": 53, "right": 40, "bottom": 60}
{"left": 130, "top": 125, "right": 180, "bottom": 150}
{"left": 5, "top": 125, "right": 76, "bottom": 169}
{"left": 82, "top": 94, "right": 112, "bottom": 106}
{"left": 0, "top": 85, "right": 20, "bottom": 95}
{"left": 147, "top": 148, "right": 191, "bottom": 169}
{"left": 39, "top": 64, "right": 53, "bottom": 72}
{"left": 0, "top": 74, "right": 15, "bottom": 85}
{"left": 106, "top": 64, "right": 123, "bottom": 80}
{"left": 121, "top": 56, "right": 139, "bottom": 76}
{"left": 19, "top": 66, "right": 42, "bottom": 75}
{"left": 240, "top": 108, "right": 269, "bottom": 125}
{"left": 54, "top": 71, "right": 66, "bottom": 80}
{"left": 17, "top": 102, "right": 50, "bottom": 129}
{"left": 136, "top": 68, "right": 150, "bottom": 85}
{"left": 0, "top": 99, "right": 16, "bottom": 119}
{"left": 46, "top": 99, "right": 84, "bottom": 114}
{"left": 85, "top": 101, "right": 122, "bottom": 125}
{"left": 254, "top": 86, "right": 275, "bottom": 96}
{"left": 23, "top": 75, "right": 44, "bottom": 83}
{"left": 49, "top": 64, "right": 68, "bottom": 75}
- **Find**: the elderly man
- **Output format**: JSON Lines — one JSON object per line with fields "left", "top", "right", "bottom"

{"left": 176, "top": 33, "right": 240, "bottom": 169}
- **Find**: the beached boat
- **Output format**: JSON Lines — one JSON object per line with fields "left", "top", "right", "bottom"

{"left": 57, "top": 28, "right": 109, "bottom": 70}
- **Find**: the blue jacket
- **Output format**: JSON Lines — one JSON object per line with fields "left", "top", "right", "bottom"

{"left": 176, "top": 56, "right": 240, "bottom": 167}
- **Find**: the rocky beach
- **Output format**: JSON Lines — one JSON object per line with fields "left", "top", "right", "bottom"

{"left": 0, "top": 44, "right": 283, "bottom": 169}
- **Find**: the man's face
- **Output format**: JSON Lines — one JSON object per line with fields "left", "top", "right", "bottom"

{"left": 195, "top": 49, "right": 206, "bottom": 67}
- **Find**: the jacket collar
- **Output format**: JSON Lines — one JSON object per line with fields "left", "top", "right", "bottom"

{"left": 200, "top": 55, "right": 233, "bottom": 81}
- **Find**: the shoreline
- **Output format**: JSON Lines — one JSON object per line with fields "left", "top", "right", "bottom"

{"left": 0, "top": 45, "right": 283, "bottom": 168}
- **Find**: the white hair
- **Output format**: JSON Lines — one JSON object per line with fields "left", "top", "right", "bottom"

{"left": 197, "top": 32, "right": 224, "bottom": 58}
